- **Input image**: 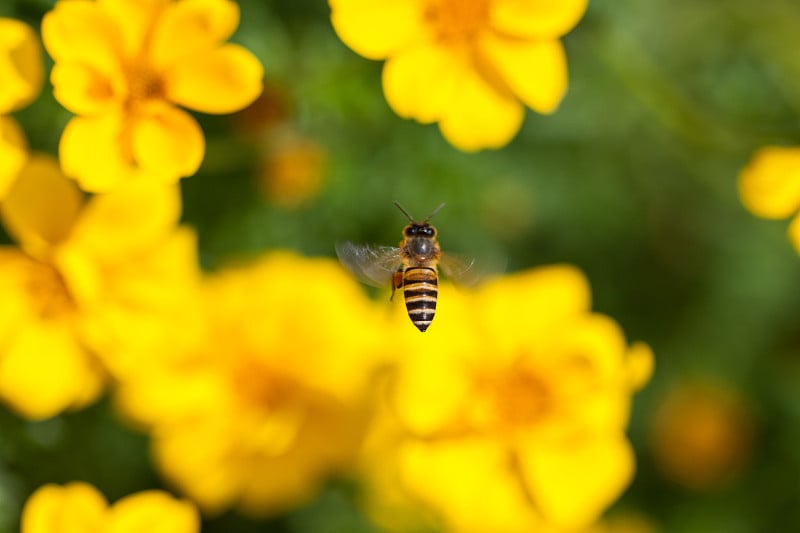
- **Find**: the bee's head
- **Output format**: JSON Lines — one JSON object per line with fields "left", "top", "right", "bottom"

{"left": 394, "top": 202, "right": 444, "bottom": 239}
{"left": 403, "top": 223, "right": 437, "bottom": 239}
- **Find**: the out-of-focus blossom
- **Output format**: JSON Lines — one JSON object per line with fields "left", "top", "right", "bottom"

{"left": 738, "top": 146, "right": 800, "bottom": 252}
{"left": 0, "top": 18, "right": 43, "bottom": 113}
{"left": 650, "top": 378, "right": 755, "bottom": 491}
{"left": 361, "top": 266, "right": 653, "bottom": 533}
{"left": 41, "top": 0, "right": 264, "bottom": 192}
{"left": 0, "top": 154, "right": 199, "bottom": 419}
{"left": 0, "top": 18, "right": 43, "bottom": 198}
{"left": 232, "top": 84, "right": 327, "bottom": 208}
{"left": 257, "top": 128, "right": 327, "bottom": 208}
{"left": 116, "top": 252, "right": 385, "bottom": 517}
{"left": 330, "top": 0, "right": 587, "bottom": 151}
{"left": 21, "top": 482, "right": 199, "bottom": 533}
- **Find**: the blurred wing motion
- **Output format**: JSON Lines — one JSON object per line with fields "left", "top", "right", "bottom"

{"left": 336, "top": 242, "right": 403, "bottom": 288}
{"left": 439, "top": 251, "right": 505, "bottom": 288}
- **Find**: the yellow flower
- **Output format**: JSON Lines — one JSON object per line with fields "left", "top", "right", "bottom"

{"left": 362, "top": 266, "right": 652, "bottom": 533}
{"left": 738, "top": 145, "right": 800, "bottom": 252}
{"left": 0, "top": 18, "right": 43, "bottom": 198}
{"left": 21, "top": 482, "right": 199, "bottom": 533}
{"left": 42, "top": 0, "right": 264, "bottom": 192}
{"left": 0, "top": 153, "right": 199, "bottom": 419}
{"left": 0, "top": 18, "right": 43, "bottom": 113}
{"left": 330, "top": 0, "right": 588, "bottom": 151}
{"left": 115, "top": 252, "right": 384, "bottom": 517}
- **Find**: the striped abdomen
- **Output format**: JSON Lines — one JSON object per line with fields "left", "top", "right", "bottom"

{"left": 403, "top": 266, "right": 438, "bottom": 332}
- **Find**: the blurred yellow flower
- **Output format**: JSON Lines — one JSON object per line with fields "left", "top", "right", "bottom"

{"left": 362, "top": 266, "right": 652, "bottom": 533}
{"left": 0, "top": 18, "right": 43, "bottom": 113}
{"left": 0, "top": 154, "right": 199, "bottom": 419}
{"left": 330, "top": 0, "right": 587, "bottom": 151}
{"left": 21, "top": 481, "right": 199, "bottom": 533}
{"left": 116, "top": 252, "right": 384, "bottom": 517}
{"left": 738, "top": 145, "right": 800, "bottom": 252}
{"left": 42, "top": 0, "right": 264, "bottom": 192}
{"left": 0, "top": 17, "right": 43, "bottom": 198}
{"left": 650, "top": 378, "right": 755, "bottom": 491}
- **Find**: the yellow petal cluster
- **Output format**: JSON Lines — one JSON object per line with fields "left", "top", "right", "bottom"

{"left": 42, "top": 0, "right": 264, "bottom": 191}
{"left": 116, "top": 252, "right": 385, "bottom": 517}
{"left": 0, "top": 154, "right": 200, "bottom": 419}
{"left": 330, "top": 0, "right": 588, "bottom": 151}
{"left": 0, "top": 18, "right": 43, "bottom": 199}
{"left": 738, "top": 145, "right": 800, "bottom": 252}
{"left": 362, "top": 266, "right": 653, "bottom": 533}
{"left": 21, "top": 482, "right": 199, "bottom": 533}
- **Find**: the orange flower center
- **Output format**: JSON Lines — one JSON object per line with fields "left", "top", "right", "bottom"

{"left": 26, "top": 262, "right": 75, "bottom": 319}
{"left": 425, "top": 0, "right": 489, "bottom": 43}
{"left": 124, "top": 62, "right": 165, "bottom": 110}
{"left": 472, "top": 364, "right": 552, "bottom": 433}
{"left": 230, "top": 357, "right": 297, "bottom": 412}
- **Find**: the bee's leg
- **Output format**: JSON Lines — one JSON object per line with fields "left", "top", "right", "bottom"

{"left": 390, "top": 271, "right": 403, "bottom": 301}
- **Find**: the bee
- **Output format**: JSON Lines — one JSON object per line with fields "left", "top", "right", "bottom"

{"left": 336, "top": 202, "right": 478, "bottom": 332}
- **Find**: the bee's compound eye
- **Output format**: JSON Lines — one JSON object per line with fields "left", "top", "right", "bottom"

{"left": 423, "top": 226, "right": 434, "bottom": 236}
{"left": 405, "top": 226, "right": 416, "bottom": 236}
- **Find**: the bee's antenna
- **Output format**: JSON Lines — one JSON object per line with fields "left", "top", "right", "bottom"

{"left": 393, "top": 201, "right": 415, "bottom": 222}
{"left": 423, "top": 202, "right": 446, "bottom": 223}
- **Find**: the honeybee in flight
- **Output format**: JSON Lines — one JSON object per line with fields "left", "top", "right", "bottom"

{"left": 336, "top": 202, "right": 479, "bottom": 332}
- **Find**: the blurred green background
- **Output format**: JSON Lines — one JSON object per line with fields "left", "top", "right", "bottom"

{"left": 2, "top": 0, "right": 800, "bottom": 532}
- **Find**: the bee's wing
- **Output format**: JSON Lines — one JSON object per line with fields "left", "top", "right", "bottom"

{"left": 336, "top": 242, "right": 403, "bottom": 288}
{"left": 439, "top": 251, "right": 504, "bottom": 288}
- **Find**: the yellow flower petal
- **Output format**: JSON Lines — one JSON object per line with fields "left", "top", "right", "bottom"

{"left": 400, "top": 439, "right": 541, "bottom": 533}
{"left": 41, "top": 1, "right": 123, "bottom": 77}
{"left": 50, "top": 62, "right": 123, "bottom": 115}
{"left": 0, "top": 154, "right": 83, "bottom": 258}
{"left": 21, "top": 482, "right": 107, "bottom": 533}
{"left": 489, "top": 0, "right": 589, "bottom": 39}
{"left": 478, "top": 34, "right": 567, "bottom": 114}
{"left": 330, "top": 0, "right": 429, "bottom": 60}
{"left": 437, "top": 58, "right": 525, "bottom": 151}
{"left": 96, "top": 0, "right": 170, "bottom": 60}
{"left": 394, "top": 352, "right": 471, "bottom": 435}
{"left": 149, "top": 0, "right": 240, "bottom": 69}
{"left": 738, "top": 146, "right": 800, "bottom": 219}
{"left": 131, "top": 106, "right": 205, "bottom": 176}
{"left": 0, "top": 321, "right": 104, "bottom": 420}
{"left": 518, "top": 435, "right": 635, "bottom": 530}
{"left": 163, "top": 44, "right": 263, "bottom": 114}
{"left": 627, "top": 341, "right": 654, "bottom": 391}
{"left": 59, "top": 114, "right": 135, "bottom": 192}
{"left": 68, "top": 180, "right": 182, "bottom": 262}
{"left": 477, "top": 265, "right": 591, "bottom": 356}
{"left": 0, "top": 115, "right": 28, "bottom": 198}
{"left": 0, "top": 249, "right": 31, "bottom": 342}
{"left": 154, "top": 423, "right": 243, "bottom": 514}
{"left": 382, "top": 43, "right": 462, "bottom": 124}
{"left": 0, "top": 18, "right": 44, "bottom": 113}
{"left": 107, "top": 491, "right": 200, "bottom": 533}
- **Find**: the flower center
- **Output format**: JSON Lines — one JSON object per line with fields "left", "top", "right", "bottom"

{"left": 230, "top": 357, "right": 297, "bottom": 412}
{"left": 425, "top": 0, "right": 489, "bottom": 43}
{"left": 492, "top": 369, "right": 551, "bottom": 427}
{"left": 124, "top": 62, "right": 165, "bottom": 110}
{"left": 26, "top": 262, "right": 75, "bottom": 319}
{"left": 228, "top": 356, "right": 311, "bottom": 456}
{"left": 471, "top": 363, "right": 552, "bottom": 433}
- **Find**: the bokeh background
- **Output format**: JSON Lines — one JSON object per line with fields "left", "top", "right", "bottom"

{"left": 2, "top": 0, "right": 800, "bottom": 532}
